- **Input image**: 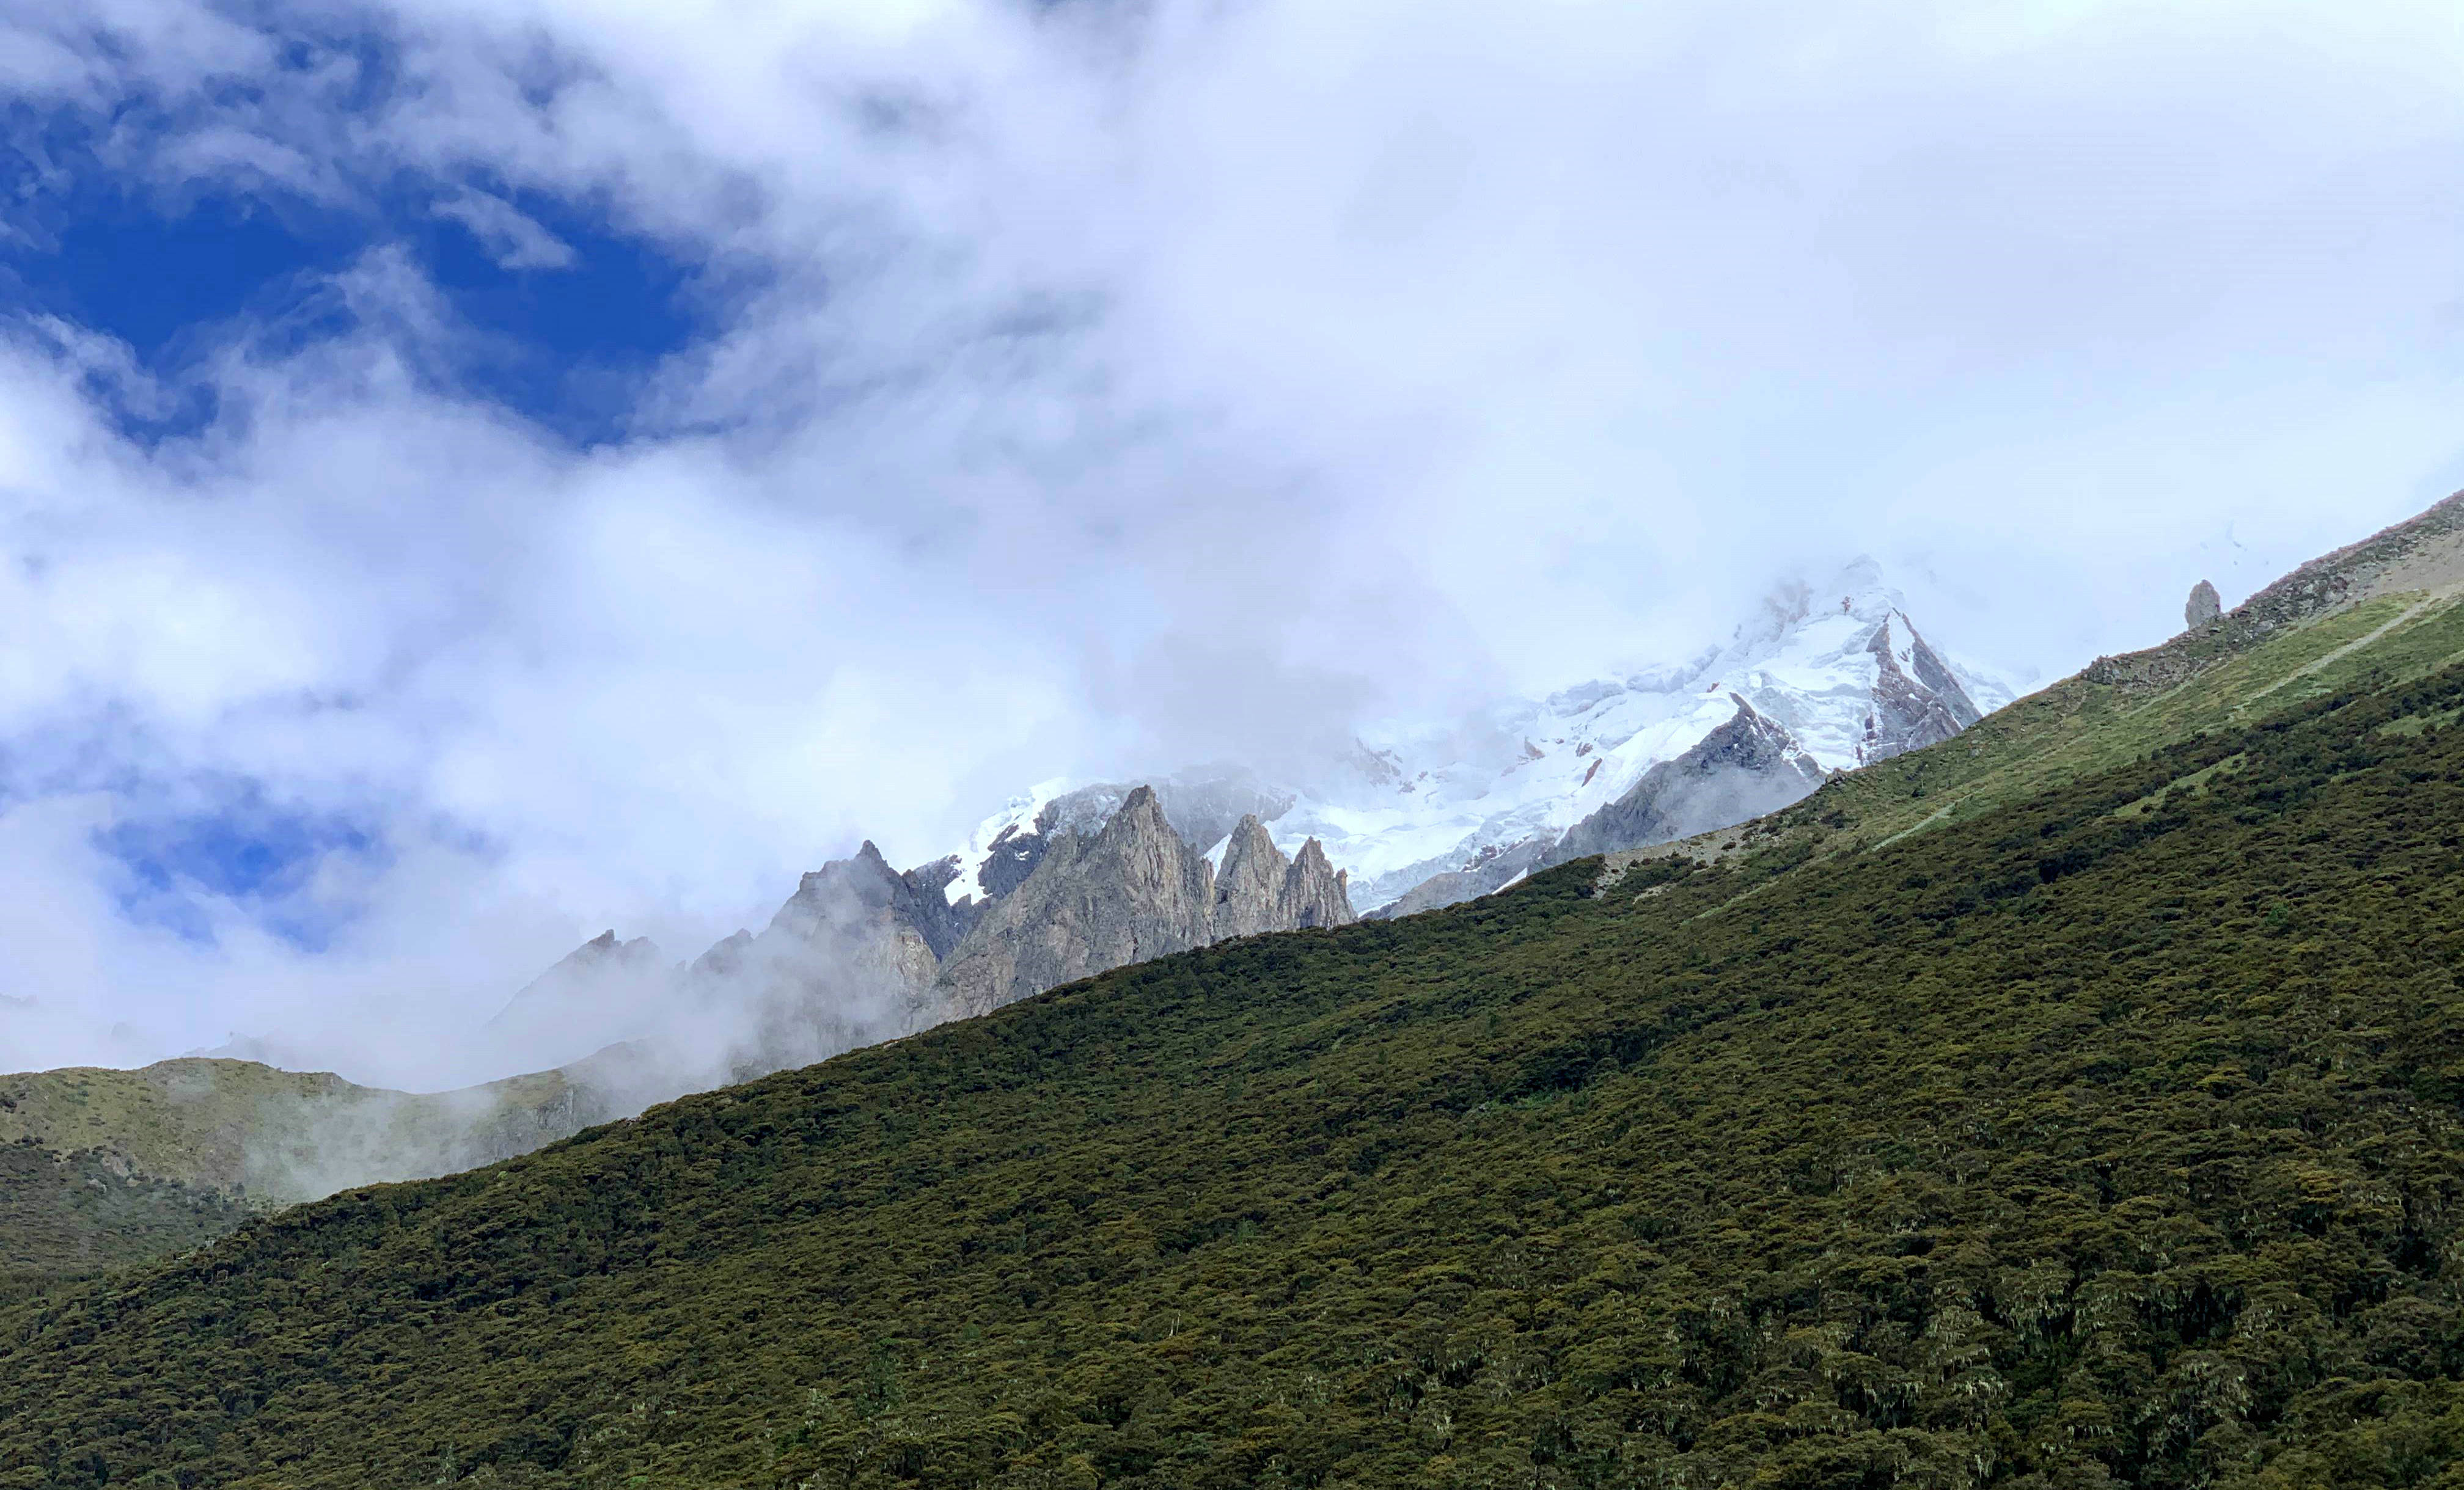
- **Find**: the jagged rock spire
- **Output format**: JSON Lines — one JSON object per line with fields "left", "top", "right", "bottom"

{"left": 1214, "top": 814, "right": 1288, "bottom": 940}
{"left": 1280, "top": 839, "right": 1352, "bottom": 930}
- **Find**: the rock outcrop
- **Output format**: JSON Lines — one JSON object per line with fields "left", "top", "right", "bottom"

{"left": 679, "top": 841, "right": 979, "bottom": 1075}
{"left": 1212, "top": 815, "right": 1289, "bottom": 940}
{"left": 2187, "top": 580, "right": 2222, "bottom": 629}
{"left": 1549, "top": 698, "right": 1829, "bottom": 867}
{"left": 928, "top": 787, "right": 1353, "bottom": 1022}
{"left": 952, "top": 775, "right": 1297, "bottom": 907}
{"left": 1215, "top": 816, "right": 1355, "bottom": 938}
{"left": 2089, "top": 492, "right": 2464, "bottom": 693}
{"left": 1860, "top": 614, "right": 1984, "bottom": 764}
{"left": 932, "top": 787, "right": 1217, "bottom": 1020}
{"left": 1280, "top": 838, "right": 1354, "bottom": 930}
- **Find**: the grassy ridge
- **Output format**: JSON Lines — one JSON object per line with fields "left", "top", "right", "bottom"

{"left": 1710, "top": 591, "right": 2464, "bottom": 865}
{"left": 7, "top": 654, "right": 2464, "bottom": 1484}
{"left": 0, "top": 1057, "right": 609, "bottom": 1288}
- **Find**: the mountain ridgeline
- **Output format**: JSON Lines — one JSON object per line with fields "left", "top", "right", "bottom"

{"left": 490, "top": 786, "right": 1357, "bottom": 1075}
{"left": 0, "top": 561, "right": 2000, "bottom": 1259}
{"left": 0, "top": 793, "right": 1362, "bottom": 1287}
{"left": 935, "top": 794, "right": 1354, "bottom": 1022}
{"left": 12, "top": 496, "right": 2464, "bottom": 1485}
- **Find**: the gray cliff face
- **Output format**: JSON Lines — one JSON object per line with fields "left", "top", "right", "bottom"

{"left": 1281, "top": 838, "right": 1352, "bottom": 930}
{"left": 508, "top": 785, "right": 1354, "bottom": 1121}
{"left": 930, "top": 787, "right": 1354, "bottom": 1022}
{"left": 725, "top": 841, "right": 948, "bottom": 1070}
{"left": 1212, "top": 816, "right": 1354, "bottom": 938}
{"left": 2187, "top": 580, "right": 2223, "bottom": 629}
{"left": 1861, "top": 617, "right": 1984, "bottom": 764}
{"left": 1212, "top": 815, "right": 1289, "bottom": 940}
{"left": 1549, "top": 698, "right": 1829, "bottom": 867}
{"left": 972, "top": 773, "right": 1299, "bottom": 905}
{"left": 932, "top": 786, "right": 1217, "bottom": 1021}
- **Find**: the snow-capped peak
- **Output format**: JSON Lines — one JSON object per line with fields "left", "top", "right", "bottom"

{"left": 944, "top": 778, "right": 1074, "bottom": 905}
{"left": 932, "top": 559, "right": 2011, "bottom": 916}
{"left": 1260, "top": 559, "right": 1995, "bottom": 907}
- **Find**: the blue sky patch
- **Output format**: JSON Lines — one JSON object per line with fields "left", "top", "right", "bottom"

{"left": 1, "top": 103, "right": 724, "bottom": 445}
{"left": 98, "top": 789, "right": 386, "bottom": 951}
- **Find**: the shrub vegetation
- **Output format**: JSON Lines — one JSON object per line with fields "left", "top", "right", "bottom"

{"left": 9, "top": 651, "right": 2464, "bottom": 1486}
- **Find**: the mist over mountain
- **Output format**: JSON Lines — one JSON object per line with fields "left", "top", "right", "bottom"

{"left": 15, "top": 492, "right": 2464, "bottom": 1486}
{"left": 0, "top": 550, "right": 2015, "bottom": 1218}
{"left": 6, "top": 0, "right": 2463, "bottom": 1086}
{"left": 13, "top": 2, "right": 2464, "bottom": 1478}
{"left": 173, "top": 555, "right": 1993, "bottom": 1097}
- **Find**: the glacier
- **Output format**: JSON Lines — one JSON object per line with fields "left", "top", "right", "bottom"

{"left": 941, "top": 558, "right": 2020, "bottom": 913}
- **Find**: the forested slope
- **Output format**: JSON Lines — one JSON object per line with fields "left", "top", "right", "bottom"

{"left": 9, "top": 648, "right": 2464, "bottom": 1486}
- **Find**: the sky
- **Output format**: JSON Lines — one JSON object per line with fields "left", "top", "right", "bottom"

{"left": 4, "top": 0, "right": 2463, "bottom": 1085}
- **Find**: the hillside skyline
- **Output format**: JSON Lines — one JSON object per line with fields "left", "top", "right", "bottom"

{"left": 7, "top": 1, "right": 2464, "bottom": 1084}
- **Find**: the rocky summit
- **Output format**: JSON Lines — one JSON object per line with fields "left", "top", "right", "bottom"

{"left": 930, "top": 787, "right": 1352, "bottom": 1023}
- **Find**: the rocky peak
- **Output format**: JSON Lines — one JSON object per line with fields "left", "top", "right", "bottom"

{"left": 928, "top": 784, "right": 1356, "bottom": 1021}
{"left": 1278, "top": 838, "right": 1354, "bottom": 930}
{"left": 1211, "top": 819, "right": 1357, "bottom": 938}
{"left": 929, "top": 786, "right": 1216, "bottom": 1020}
{"left": 1861, "top": 613, "right": 1982, "bottom": 764}
{"left": 774, "top": 840, "right": 970, "bottom": 962}
{"left": 1213, "top": 814, "right": 1289, "bottom": 940}
{"left": 2187, "top": 580, "right": 2222, "bottom": 630}
{"left": 1088, "top": 787, "right": 1215, "bottom": 916}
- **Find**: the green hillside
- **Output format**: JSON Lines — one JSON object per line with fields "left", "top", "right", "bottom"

{"left": 0, "top": 1059, "right": 607, "bottom": 1288}
{"left": 6, "top": 500, "right": 2458, "bottom": 1302}
{"left": 10, "top": 616, "right": 2464, "bottom": 1485}
{"left": 0, "top": 1145, "right": 248, "bottom": 1307}
{"left": 1689, "top": 497, "right": 2464, "bottom": 875}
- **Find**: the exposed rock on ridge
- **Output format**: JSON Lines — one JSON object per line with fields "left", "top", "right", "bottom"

{"left": 950, "top": 775, "right": 1297, "bottom": 908}
{"left": 1213, "top": 816, "right": 1286, "bottom": 940}
{"left": 1280, "top": 838, "right": 1354, "bottom": 931}
{"left": 933, "top": 787, "right": 1213, "bottom": 1021}
{"left": 2187, "top": 580, "right": 2222, "bottom": 629}
{"left": 2089, "top": 491, "right": 2464, "bottom": 692}
{"left": 732, "top": 842, "right": 958, "bottom": 1068}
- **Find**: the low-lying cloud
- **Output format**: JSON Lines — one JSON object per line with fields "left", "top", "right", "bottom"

{"left": 2, "top": 0, "right": 2462, "bottom": 1084}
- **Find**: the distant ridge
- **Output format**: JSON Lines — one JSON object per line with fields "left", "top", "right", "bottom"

{"left": 2089, "top": 491, "right": 2464, "bottom": 692}
{"left": 16, "top": 492, "right": 2464, "bottom": 1484}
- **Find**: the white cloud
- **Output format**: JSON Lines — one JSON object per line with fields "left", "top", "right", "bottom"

{"left": 432, "top": 189, "right": 576, "bottom": 270}
{"left": 3, "top": 0, "right": 2463, "bottom": 1081}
